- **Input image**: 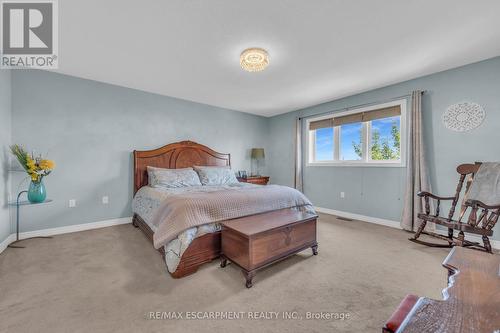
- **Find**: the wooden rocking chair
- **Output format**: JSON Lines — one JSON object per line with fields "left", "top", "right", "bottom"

{"left": 410, "top": 163, "right": 499, "bottom": 253}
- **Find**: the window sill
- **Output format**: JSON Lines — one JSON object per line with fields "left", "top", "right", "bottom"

{"left": 306, "top": 162, "right": 405, "bottom": 168}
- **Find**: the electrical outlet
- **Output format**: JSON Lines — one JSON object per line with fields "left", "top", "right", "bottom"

{"left": 69, "top": 199, "right": 76, "bottom": 208}
{"left": 102, "top": 196, "right": 109, "bottom": 204}
{"left": 340, "top": 192, "right": 345, "bottom": 199}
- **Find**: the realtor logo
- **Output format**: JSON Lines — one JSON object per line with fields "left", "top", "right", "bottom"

{"left": 1, "top": 0, "right": 58, "bottom": 68}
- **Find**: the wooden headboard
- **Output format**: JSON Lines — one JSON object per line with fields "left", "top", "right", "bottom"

{"left": 133, "top": 140, "right": 231, "bottom": 194}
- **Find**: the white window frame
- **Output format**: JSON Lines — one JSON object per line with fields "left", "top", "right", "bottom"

{"left": 306, "top": 99, "right": 407, "bottom": 167}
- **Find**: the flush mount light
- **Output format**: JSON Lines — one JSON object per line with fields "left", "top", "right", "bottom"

{"left": 240, "top": 48, "right": 269, "bottom": 72}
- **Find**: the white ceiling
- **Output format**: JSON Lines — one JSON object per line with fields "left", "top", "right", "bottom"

{"left": 55, "top": 0, "right": 500, "bottom": 117}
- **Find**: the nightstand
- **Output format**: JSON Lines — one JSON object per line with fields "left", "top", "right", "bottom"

{"left": 237, "top": 176, "right": 270, "bottom": 185}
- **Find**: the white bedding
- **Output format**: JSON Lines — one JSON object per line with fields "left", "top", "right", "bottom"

{"left": 132, "top": 183, "right": 258, "bottom": 272}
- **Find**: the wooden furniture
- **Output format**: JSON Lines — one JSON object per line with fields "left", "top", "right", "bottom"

{"left": 382, "top": 295, "right": 419, "bottom": 333}
{"left": 133, "top": 140, "right": 230, "bottom": 194}
{"left": 393, "top": 247, "right": 500, "bottom": 333}
{"left": 132, "top": 140, "right": 231, "bottom": 278}
{"left": 410, "top": 163, "right": 499, "bottom": 253}
{"left": 237, "top": 176, "right": 270, "bottom": 185}
{"left": 133, "top": 214, "right": 221, "bottom": 278}
{"left": 220, "top": 209, "right": 318, "bottom": 288}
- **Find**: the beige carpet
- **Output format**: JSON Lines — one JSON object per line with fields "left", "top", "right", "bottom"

{"left": 0, "top": 214, "right": 451, "bottom": 333}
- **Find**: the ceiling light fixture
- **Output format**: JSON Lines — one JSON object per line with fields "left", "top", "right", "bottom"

{"left": 240, "top": 48, "right": 269, "bottom": 72}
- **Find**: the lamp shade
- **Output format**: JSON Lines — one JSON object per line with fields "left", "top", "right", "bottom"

{"left": 251, "top": 148, "right": 265, "bottom": 160}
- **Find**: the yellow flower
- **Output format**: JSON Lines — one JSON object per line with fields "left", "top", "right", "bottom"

{"left": 26, "top": 156, "right": 36, "bottom": 170}
{"left": 30, "top": 173, "right": 38, "bottom": 181}
{"left": 39, "top": 159, "right": 55, "bottom": 171}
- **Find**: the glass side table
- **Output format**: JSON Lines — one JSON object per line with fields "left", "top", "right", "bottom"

{"left": 8, "top": 190, "right": 53, "bottom": 248}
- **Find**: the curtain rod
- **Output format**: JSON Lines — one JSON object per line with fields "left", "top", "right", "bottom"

{"left": 298, "top": 90, "right": 426, "bottom": 120}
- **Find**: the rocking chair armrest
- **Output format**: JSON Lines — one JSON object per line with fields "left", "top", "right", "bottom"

{"left": 465, "top": 199, "right": 500, "bottom": 210}
{"left": 417, "top": 191, "right": 455, "bottom": 201}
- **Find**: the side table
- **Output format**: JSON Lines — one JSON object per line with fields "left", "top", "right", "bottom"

{"left": 8, "top": 190, "right": 53, "bottom": 248}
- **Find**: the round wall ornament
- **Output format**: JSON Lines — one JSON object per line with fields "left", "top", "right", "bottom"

{"left": 442, "top": 102, "right": 485, "bottom": 132}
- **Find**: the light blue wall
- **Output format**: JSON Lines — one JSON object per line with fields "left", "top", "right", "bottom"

{"left": 10, "top": 70, "right": 269, "bottom": 233}
{"left": 268, "top": 56, "right": 500, "bottom": 239}
{"left": 0, "top": 70, "right": 12, "bottom": 243}
{"left": 3, "top": 57, "right": 500, "bottom": 244}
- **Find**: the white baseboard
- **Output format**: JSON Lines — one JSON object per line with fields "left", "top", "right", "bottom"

{"left": 315, "top": 206, "right": 500, "bottom": 250}
{"left": 0, "top": 217, "right": 132, "bottom": 254}
{"left": 314, "top": 206, "right": 402, "bottom": 229}
{"left": 0, "top": 234, "right": 16, "bottom": 254}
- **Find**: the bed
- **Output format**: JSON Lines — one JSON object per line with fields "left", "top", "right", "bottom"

{"left": 132, "top": 140, "right": 314, "bottom": 278}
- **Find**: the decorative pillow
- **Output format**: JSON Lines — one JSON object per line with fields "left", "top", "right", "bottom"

{"left": 147, "top": 166, "right": 202, "bottom": 188}
{"left": 193, "top": 166, "right": 239, "bottom": 186}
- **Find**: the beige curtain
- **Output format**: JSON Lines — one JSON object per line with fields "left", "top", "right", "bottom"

{"left": 401, "top": 91, "right": 433, "bottom": 231}
{"left": 294, "top": 117, "right": 304, "bottom": 192}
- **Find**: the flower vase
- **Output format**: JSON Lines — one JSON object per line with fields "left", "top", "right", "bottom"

{"left": 28, "top": 180, "right": 47, "bottom": 203}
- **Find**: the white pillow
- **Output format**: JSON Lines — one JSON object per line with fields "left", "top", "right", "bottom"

{"left": 193, "top": 166, "right": 239, "bottom": 185}
{"left": 147, "top": 166, "right": 202, "bottom": 188}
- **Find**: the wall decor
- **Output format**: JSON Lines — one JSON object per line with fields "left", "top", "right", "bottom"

{"left": 442, "top": 102, "right": 485, "bottom": 132}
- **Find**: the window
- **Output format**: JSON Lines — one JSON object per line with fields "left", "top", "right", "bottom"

{"left": 369, "top": 116, "right": 400, "bottom": 161}
{"left": 314, "top": 127, "right": 334, "bottom": 161}
{"left": 307, "top": 99, "right": 406, "bottom": 166}
{"left": 340, "top": 122, "right": 362, "bottom": 161}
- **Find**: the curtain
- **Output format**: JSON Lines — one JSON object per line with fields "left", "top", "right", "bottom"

{"left": 294, "top": 117, "right": 304, "bottom": 192}
{"left": 401, "top": 90, "right": 433, "bottom": 231}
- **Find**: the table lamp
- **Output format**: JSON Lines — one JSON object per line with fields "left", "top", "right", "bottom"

{"left": 251, "top": 148, "right": 265, "bottom": 176}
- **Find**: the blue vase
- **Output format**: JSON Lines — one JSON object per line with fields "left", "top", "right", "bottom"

{"left": 28, "top": 179, "right": 47, "bottom": 203}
